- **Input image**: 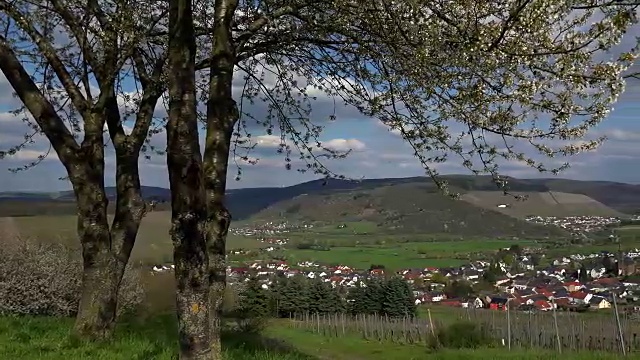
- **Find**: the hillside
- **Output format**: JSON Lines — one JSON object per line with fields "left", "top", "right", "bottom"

{"left": 459, "top": 191, "right": 622, "bottom": 219}
{"left": 1, "top": 175, "right": 639, "bottom": 219}
{"left": 250, "top": 183, "right": 568, "bottom": 238}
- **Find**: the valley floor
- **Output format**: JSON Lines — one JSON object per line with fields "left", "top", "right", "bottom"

{"left": 0, "top": 315, "right": 630, "bottom": 360}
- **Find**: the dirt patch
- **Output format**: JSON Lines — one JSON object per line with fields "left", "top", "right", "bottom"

{"left": 0, "top": 217, "right": 21, "bottom": 241}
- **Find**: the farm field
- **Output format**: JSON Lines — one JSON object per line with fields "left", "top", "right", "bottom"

{"left": 2, "top": 212, "right": 266, "bottom": 265}
{"left": 269, "top": 324, "right": 627, "bottom": 360}
{"left": 276, "top": 246, "right": 468, "bottom": 269}
{"left": 265, "top": 239, "right": 539, "bottom": 270}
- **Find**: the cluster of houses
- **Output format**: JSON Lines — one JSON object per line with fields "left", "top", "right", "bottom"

{"left": 148, "top": 246, "right": 640, "bottom": 314}
{"left": 229, "top": 222, "right": 312, "bottom": 237}
{"left": 524, "top": 216, "right": 621, "bottom": 233}
{"left": 220, "top": 248, "right": 640, "bottom": 312}
{"left": 414, "top": 274, "right": 640, "bottom": 312}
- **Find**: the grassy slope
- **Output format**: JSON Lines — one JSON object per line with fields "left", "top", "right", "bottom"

{"left": 0, "top": 315, "right": 624, "bottom": 360}
{"left": 460, "top": 191, "right": 622, "bottom": 218}
{"left": 251, "top": 183, "right": 567, "bottom": 238}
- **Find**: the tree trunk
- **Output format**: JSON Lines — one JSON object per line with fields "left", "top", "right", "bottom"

{"left": 70, "top": 161, "right": 119, "bottom": 339}
{"left": 70, "top": 124, "right": 146, "bottom": 339}
{"left": 167, "top": 0, "right": 213, "bottom": 358}
{"left": 204, "top": 0, "right": 239, "bottom": 355}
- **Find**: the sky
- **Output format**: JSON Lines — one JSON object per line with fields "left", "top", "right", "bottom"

{"left": 1, "top": 27, "right": 640, "bottom": 192}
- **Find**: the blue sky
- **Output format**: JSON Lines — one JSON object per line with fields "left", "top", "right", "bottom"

{"left": 1, "top": 43, "right": 640, "bottom": 192}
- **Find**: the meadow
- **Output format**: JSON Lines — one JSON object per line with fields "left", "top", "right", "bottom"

{"left": 0, "top": 314, "right": 632, "bottom": 360}
{"left": 268, "top": 239, "right": 538, "bottom": 270}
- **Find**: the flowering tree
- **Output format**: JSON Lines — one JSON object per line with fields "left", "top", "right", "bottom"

{"left": 0, "top": 0, "right": 168, "bottom": 338}
{"left": 0, "top": 0, "right": 637, "bottom": 358}
{"left": 166, "top": 1, "right": 638, "bottom": 359}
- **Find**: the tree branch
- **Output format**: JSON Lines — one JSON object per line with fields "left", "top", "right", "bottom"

{"left": 0, "top": 35, "right": 79, "bottom": 163}
{"left": 0, "top": 2, "right": 91, "bottom": 118}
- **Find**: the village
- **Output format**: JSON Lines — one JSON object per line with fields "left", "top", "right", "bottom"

{"left": 524, "top": 215, "right": 622, "bottom": 233}
{"left": 151, "top": 245, "right": 640, "bottom": 315}
{"left": 149, "top": 217, "right": 640, "bottom": 314}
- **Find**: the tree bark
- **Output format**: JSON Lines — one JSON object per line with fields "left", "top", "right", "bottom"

{"left": 203, "top": 0, "right": 240, "bottom": 355}
{"left": 167, "top": 0, "right": 213, "bottom": 359}
{"left": 70, "top": 123, "right": 147, "bottom": 339}
{"left": 68, "top": 132, "right": 115, "bottom": 337}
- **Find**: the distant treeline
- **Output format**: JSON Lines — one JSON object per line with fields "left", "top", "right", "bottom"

{"left": 0, "top": 200, "right": 171, "bottom": 217}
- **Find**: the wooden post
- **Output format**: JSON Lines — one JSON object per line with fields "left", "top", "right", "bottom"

{"left": 552, "top": 298, "right": 561, "bottom": 354}
{"left": 612, "top": 292, "right": 626, "bottom": 356}
{"left": 507, "top": 301, "right": 512, "bottom": 350}
{"left": 427, "top": 308, "right": 435, "bottom": 336}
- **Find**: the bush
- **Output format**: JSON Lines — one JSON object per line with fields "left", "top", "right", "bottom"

{"left": 427, "top": 321, "right": 494, "bottom": 349}
{"left": 0, "top": 237, "right": 143, "bottom": 317}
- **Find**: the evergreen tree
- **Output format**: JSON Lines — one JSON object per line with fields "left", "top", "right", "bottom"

{"left": 362, "top": 278, "right": 385, "bottom": 314}
{"left": 346, "top": 283, "right": 367, "bottom": 315}
{"left": 271, "top": 275, "right": 310, "bottom": 317}
{"left": 307, "top": 278, "right": 341, "bottom": 314}
{"left": 327, "top": 283, "right": 346, "bottom": 314}
{"left": 382, "top": 277, "right": 416, "bottom": 318}
{"left": 238, "top": 277, "right": 270, "bottom": 317}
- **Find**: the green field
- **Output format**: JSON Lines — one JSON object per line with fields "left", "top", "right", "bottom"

{"left": 0, "top": 315, "right": 626, "bottom": 360}
{"left": 246, "top": 239, "right": 538, "bottom": 270}
{"left": 279, "top": 246, "right": 468, "bottom": 269}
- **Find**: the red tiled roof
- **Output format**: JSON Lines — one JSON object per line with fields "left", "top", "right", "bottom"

{"left": 569, "top": 291, "right": 588, "bottom": 300}
{"left": 593, "top": 277, "right": 620, "bottom": 285}
{"left": 534, "top": 300, "right": 552, "bottom": 310}
{"left": 535, "top": 288, "right": 553, "bottom": 297}
{"left": 555, "top": 298, "right": 570, "bottom": 306}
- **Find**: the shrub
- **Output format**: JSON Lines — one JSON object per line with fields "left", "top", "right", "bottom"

{"left": 0, "top": 236, "right": 143, "bottom": 317}
{"left": 427, "top": 321, "right": 494, "bottom": 349}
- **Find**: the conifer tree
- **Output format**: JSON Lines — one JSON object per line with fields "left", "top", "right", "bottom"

{"left": 362, "top": 278, "right": 385, "bottom": 314}
{"left": 238, "top": 277, "right": 270, "bottom": 318}
{"left": 382, "top": 277, "right": 416, "bottom": 317}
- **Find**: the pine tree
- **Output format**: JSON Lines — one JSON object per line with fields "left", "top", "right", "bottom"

{"left": 362, "top": 278, "right": 384, "bottom": 314}
{"left": 308, "top": 278, "right": 334, "bottom": 314}
{"left": 382, "top": 277, "right": 416, "bottom": 317}
{"left": 346, "top": 283, "right": 367, "bottom": 315}
{"left": 238, "top": 277, "right": 270, "bottom": 318}
{"left": 271, "top": 276, "right": 310, "bottom": 317}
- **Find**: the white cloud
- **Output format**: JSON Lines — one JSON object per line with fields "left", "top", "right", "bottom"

{"left": 320, "top": 138, "right": 366, "bottom": 152}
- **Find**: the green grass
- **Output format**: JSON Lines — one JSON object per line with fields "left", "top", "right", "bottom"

{"left": 258, "top": 239, "right": 537, "bottom": 271}
{"left": 1, "top": 315, "right": 626, "bottom": 360}
{"left": 272, "top": 245, "right": 465, "bottom": 270}
{"left": 0, "top": 315, "right": 312, "bottom": 360}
